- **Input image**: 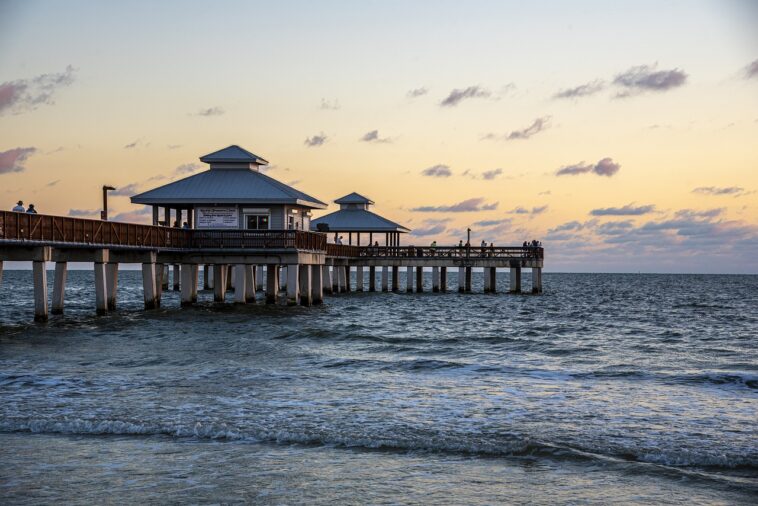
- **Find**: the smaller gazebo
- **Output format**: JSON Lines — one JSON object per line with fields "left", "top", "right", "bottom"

{"left": 310, "top": 192, "right": 410, "bottom": 247}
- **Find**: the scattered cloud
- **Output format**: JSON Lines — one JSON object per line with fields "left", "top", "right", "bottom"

{"left": 174, "top": 162, "right": 202, "bottom": 175}
{"left": 421, "top": 164, "right": 452, "bottom": 177}
{"left": 304, "top": 133, "right": 328, "bottom": 147}
{"left": 612, "top": 64, "right": 687, "bottom": 97}
{"left": 482, "top": 116, "right": 551, "bottom": 141}
{"left": 474, "top": 218, "right": 512, "bottom": 227}
{"left": 320, "top": 98, "right": 340, "bottom": 110}
{"left": 590, "top": 203, "right": 655, "bottom": 216}
{"left": 410, "top": 224, "right": 447, "bottom": 237}
{"left": 68, "top": 208, "right": 99, "bottom": 217}
{"left": 411, "top": 198, "right": 498, "bottom": 212}
{"left": 538, "top": 190, "right": 552, "bottom": 196}
{"left": 167, "top": 144, "right": 182, "bottom": 150}
{"left": 0, "top": 147, "right": 37, "bottom": 174}
{"left": 360, "top": 130, "right": 392, "bottom": 143}
{"left": 406, "top": 87, "right": 428, "bottom": 98}
{"left": 743, "top": 59, "right": 758, "bottom": 79}
{"left": 439, "top": 86, "right": 491, "bottom": 107}
{"left": 0, "top": 65, "right": 76, "bottom": 115}
{"left": 112, "top": 206, "right": 152, "bottom": 223}
{"left": 481, "top": 168, "right": 503, "bottom": 180}
{"left": 553, "top": 80, "right": 605, "bottom": 99}
{"left": 110, "top": 183, "right": 141, "bottom": 196}
{"left": 508, "top": 205, "right": 548, "bottom": 216}
{"left": 124, "top": 139, "right": 140, "bottom": 149}
{"left": 287, "top": 179, "right": 301, "bottom": 186}
{"left": 46, "top": 179, "right": 60, "bottom": 187}
{"left": 194, "top": 106, "right": 225, "bottom": 117}
{"left": 692, "top": 186, "right": 747, "bottom": 197}
{"left": 556, "top": 157, "right": 621, "bottom": 177}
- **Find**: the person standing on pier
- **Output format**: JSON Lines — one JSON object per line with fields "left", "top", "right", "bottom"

{"left": 12, "top": 200, "right": 25, "bottom": 212}
{"left": 26, "top": 204, "right": 37, "bottom": 214}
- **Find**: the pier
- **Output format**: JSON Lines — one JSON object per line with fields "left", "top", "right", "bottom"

{"left": 0, "top": 145, "right": 543, "bottom": 322}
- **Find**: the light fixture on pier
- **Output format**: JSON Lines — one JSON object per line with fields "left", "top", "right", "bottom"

{"left": 101, "top": 185, "right": 116, "bottom": 221}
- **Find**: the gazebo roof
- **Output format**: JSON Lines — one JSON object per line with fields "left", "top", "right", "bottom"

{"left": 311, "top": 208, "right": 410, "bottom": 233}
{"left": 334, "top": 192, "right": 374, "bottom": 205}
{"left": 199, "top": 145, "right": 268, "bottom": 165}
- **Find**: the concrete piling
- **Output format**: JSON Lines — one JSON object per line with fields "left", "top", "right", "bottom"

{"left": 381, "top": 266, "right": 389, "bottom": 292}
{"left": 356, "top": 265, "right": 364, "bottom": 291}
{"left": 532, "top": 267, "right": 543, "bottom": 294}
{"left": 369, "top": 266, "right": 376, "bottom": 292}
{"left": 213, "top": 264, "right": 226, "bottom": 302}
{"left": 440, "top": 267, "right": 447, "bottom": 292}
{"left": 509, "top": 267, "right": 522, "bottom": 294}
{"left": 172, "top": 264, "right": 180, "bottom": 291}
{"left": 458, "top": 267, "right": 465, "bottom": 293}
{"left": 106, "top": 263, "right": 118, "bottom": 310}
{"left": 323, "top": 265, "right": 333, "bottom": 295}
{"left": 245, "top": 265, "right": 256, "bottom": 302}
{"left": 299, "top": 264, "right": 312, "bottom": 306}
{"left": 266, "top": 264, "right": 279, "bottom": 304}
{"left": 488, "top": 267, "right": 497, "bottom": 294}
{"left": 312, "top": 265, "right": 324, "bottom": 305}
{"left": 465, "top": 267, "right": 472, "bottom": 293}
{"left": 141, "top": 263, "right": 158, "bottom": 309}
{"left": 180, "top": 264, "right": 196, "bottom": 306}
{"left": 332, "top": 266, "right": 340, "bottom": 293}
{"left": 416, "top": 267, "right": 423, "bottom": 292}
{"left": 392, "top": 265, "right": 399, "bottom": 292}
{"left": 432, "top": 266, "right": 440, "bottom": 292}
{"left": 203, "top": 265, "right": 211, "bottom": 290}
{"left": 51, "top": 261, "right": 67, "bottom": 315}
{"left": 406, "top": 266, "right": 413, "bottom": 292}
{"left": 161, "top": 264, "right": 169, "bottom": 290}
{"left": 233, "top": 264, "right": 247, "bottom": 303}
{"left": 256, "top": 265, "right": 264, "bottom": 291}
{"left": 287, "top": 264, "right": 299, "bottom": 305}
{"left": 33, "top": 260, "right": 48, "bottom": 322}
{"left": 343, "top": 266, "right": 351, "bottom": 292}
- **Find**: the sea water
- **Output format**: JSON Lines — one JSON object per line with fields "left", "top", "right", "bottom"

{"left": 0, "top": 271, "right": 756, "bottom": 504}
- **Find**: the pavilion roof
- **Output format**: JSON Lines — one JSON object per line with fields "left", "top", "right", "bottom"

{"left": 310, "top": 208, "right": 410, "bottom": 233}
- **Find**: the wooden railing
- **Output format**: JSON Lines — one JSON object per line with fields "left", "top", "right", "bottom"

{"left": 0, "top": 211, "right": 192, "bottom": 248}
{"left": 346, "top": 245, "right": 544, "bottom": 259}
{"left": 192, "top": 229, "right": 326, "bottom": 250}
{"left": 326, "top": 244, "right": 363, "bottom": 257}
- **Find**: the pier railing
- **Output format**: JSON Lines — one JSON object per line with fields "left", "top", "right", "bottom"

{"left": 192, "top": 229, "right": 326, "bottom": 250}
{"left": 345, "top": 245, "right": 544, "bottom": 259}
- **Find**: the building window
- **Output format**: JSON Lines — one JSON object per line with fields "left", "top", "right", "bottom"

{"left": 246, "top": 214, "right": 269, "bottom": 230}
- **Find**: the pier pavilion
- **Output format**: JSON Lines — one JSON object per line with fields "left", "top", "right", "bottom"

{"left": 0, "top": 144, "right": 544, "bottom": 322}
{"left": 310, "top": 192, "right": 409, "bottom": 247}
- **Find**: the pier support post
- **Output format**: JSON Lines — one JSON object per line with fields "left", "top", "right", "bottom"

{"left": 172, "top": 264, "right": 180, "bottom": 291}
{"left": 106, "top": 263, "right": 119, "bottom": 310}
{"left": 33, "top": 260, "right": 48, "bottom": 322}
{"left": 381, "top": 266, "right": 389, "bottom": 292}
{"left": 287, "top": 264, "right": 300, "bottom": 305}
{"left": 312, "top": 265, "right": 323, "bottom": 305}
{"left": 392, "top": 266, "right": 399, "bottom": 292}
{"left": 343, "top": 266, "right": 351, "bottom": 292}
{"left": 323, "top": 265, "right": 333, "bottom": 295}
{"left": 369, "top": 266, "right": 376, "bottom": 292}
{"left": 509, "top": 267, "right": 521, "bottom": 294}
{"left": 245, "top": 265, "right": 256, "bottom": 302}
{"left": 465, "top": 267, "right": 472, "bottom": 293}
{"left": 256, "top": 265, "right": 264, "bottom": 291}
{"left": 181, "top": 264, "right": 195, "bottom": 306}
{"left": 142, "top": 262, "right": 159, "bottom": 309}
{"left": 51, "top": 261, "right": 68, "bottom": 315}
{"left": 532, "top": 267, "right": 542, "bottom": 294}
{"left": 356, "top": 266, "right": 364, "bottom": 291}
{"left": 339, "top": 265, "right": 348, "bottom": 292}
{"left": 227, "top": 265, "right": 234, "bottom": 291}
{"left": 213, "top": 264, "right": 226, "bottom": 302}
{"left": 233, "top": 264, "right": 247, "bottom": 304}
{"left": 299, "top": 264, "right": 312, "bottom": 306}
{"left": 406, "top": 266, "right": 413, "bottom": 292}
{"left": 432, "top": 266, "right": 440, "bottom": 292}
{"left": 416, "top": 266, "right": 423, "bottom": 292}
{"left": 280, "top": 266, "right": 287, "bottom": 291}
{"left": 332, "top": 266, "right": 340, "bottom": 293}
{"left": 440, "top": 267, "right": 447, "bottom": 292}
{"left": 94, "top": 262, "right": 108, "bottom": 315}
{"left": 266, "top": 264, "right": 279, "bottom": 304}
{"left": 458, "top": 267, "right": 465, "bottom": 293}
{"left": 203, "top": 265, "right": 211, "bottom": 290}
{"left": 161, "top": 264, "right": 169, "bottom": 290}
{"left": 488, "top": 268, "right": 497, "bottom": 294}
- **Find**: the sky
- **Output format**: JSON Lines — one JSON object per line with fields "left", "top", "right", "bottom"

{"left": 1, "top": 0, "right": 757, "bottom": 273}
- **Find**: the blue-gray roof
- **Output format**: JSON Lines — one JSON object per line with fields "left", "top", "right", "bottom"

{"left": 200, "top": 145, "right": 268, "bottom": 165}
{"left": 311, "top": 208, "right": 410, "bottom": 232}
{"left": 334, "top": 192, "right": 374, "bottom": 205}
{"left": 131, "top": 169, "right": 327, "bottom": 208}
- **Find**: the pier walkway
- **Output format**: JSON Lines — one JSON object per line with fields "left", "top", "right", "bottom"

{"left": 0, "top": 211, "right": 543, "bottom": 321}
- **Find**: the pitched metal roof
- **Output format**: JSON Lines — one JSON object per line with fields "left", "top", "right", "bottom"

{"left": 131, "top": 169, "right": 327, "bottom": 208}
{"left": 199, "top": 145, "right": 268, "bottom": 165}
{"left": 311, "top": 208, "right": 410, "bottom": 232}
{"left": 334, "top": 192, "right": 374, "bottom": 205}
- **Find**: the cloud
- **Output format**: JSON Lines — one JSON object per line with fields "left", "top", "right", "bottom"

{"left": 474, "top": 218, "right": 512, "bottom": 227}
{"left": 411, "top": 198, "right": 498, "bottom": 212}
{"left": 410, "top": 224, "right": 447, "bottom": 237}
{"left": 596, "top": 221, "right": 635, "bottom": 235}
{"left": 482, "top": 116, "right": 551, "bottom": 141}
{"left": 481, "top": 168, "right": 503, "bottom": 180}
{"left": 0, "top": 65, "right": 76, "bottom": 115}
{"left": 590, "top": 203, "right": 655, "bottom": 216}
{"left": 360, "top": 130, "right": 391, "bottom": 143}
{"left": 110, "top": 183, "right": 141, "bottom": 196}
{"left": 421, "top": 164, "right": 452, "bottom": 177}
{"left": 612, "top": 64, "right": 687, "bottom": 97}
{"left": 68, "top": 208, "right": 99, "bottom": 217}
{"left": 304, "top": 133, "right": 328, "bottom": 147}
{"left": 0, "top": 147, "right": 37, "bottom": 174}
{"left": 556, "top": 157, "right": 621, "bottom": 177}
{"left": 320, "top": 98, "right": 340, "bottom": 110}
{"left": 194, "top": 106, "right": 225, "bottom": 116}
{"left": 124, "top": 139, "right": 140, "bottom": 149}
{"left": 407, "top": 87, "right": 428, "bottom": 98}
{"left": 46, "top": 179, "right": 60, "bottom": 187}
{"left": 174, "top": 162, "right": 202, "bottom": 175}
{"left": 744, "top": 59, "right": 758, "bottom": 79}
{"left": 508, "top": 205, "right": 548, "bottom": 215}
{"left": 439, "top": 86, "right": 491, "bottom": 107}
{"left": 167, "top": 144, "right": 182, "bottom": 150}
{"left": 692, "top": 186, "right": 746, "bottom": 197}
{"left": 112, "top": 206, "right": 152, "bottom": 224}
{"left": 553, "top": 80, "right": 605, "bottom": 99}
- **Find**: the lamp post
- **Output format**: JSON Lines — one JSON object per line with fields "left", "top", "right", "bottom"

{"left": 101, "top": 185, "right": 115, "bottom": 221}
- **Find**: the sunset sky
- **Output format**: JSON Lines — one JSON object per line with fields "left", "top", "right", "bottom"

{"left": 1, "top": 0, "right": 756, "bottom": 272}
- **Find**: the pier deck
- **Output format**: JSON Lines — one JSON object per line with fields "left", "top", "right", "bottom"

{"left": 0, "top": 211, "right": 543, "bottom": 321}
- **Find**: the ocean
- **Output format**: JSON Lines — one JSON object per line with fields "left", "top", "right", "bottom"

{"left": 0, "top": 270, "right": 756, "bottom": 504}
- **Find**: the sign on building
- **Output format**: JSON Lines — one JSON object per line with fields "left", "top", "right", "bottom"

{"left": 196, "top": 207, "right": 239, "bottom": 229}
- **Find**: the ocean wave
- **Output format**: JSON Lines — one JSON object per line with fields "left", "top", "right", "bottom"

{"left": 2, "top": 418, "right": 756, "bottom": 472}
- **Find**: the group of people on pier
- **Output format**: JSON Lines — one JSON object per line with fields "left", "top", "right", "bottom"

{"left": 10, "top": 201, "right": 38, "bottom": 214}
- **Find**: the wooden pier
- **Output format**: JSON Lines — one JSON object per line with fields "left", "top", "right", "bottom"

{"left": 0, "top": 211, "right": 543, "bottom": 322}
